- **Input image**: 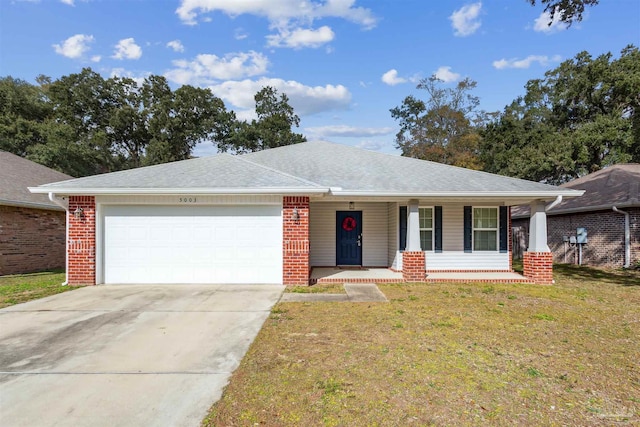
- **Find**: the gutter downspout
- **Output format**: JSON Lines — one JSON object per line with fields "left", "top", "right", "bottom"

{"left": 546, "top": 195, "right": 562, "bottom": 212}
{"left": 48, "top": 193, "right": 69, "bottom": 285}
{"left": 612, "top": 206, "right": 631, "bottom": 269}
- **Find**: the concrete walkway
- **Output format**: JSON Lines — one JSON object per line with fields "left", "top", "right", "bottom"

{"left": 0, "top": 284, "right": 284, "bottom": 427}
{"left": 280, "top": 283, "right": 388, "bottom": 302}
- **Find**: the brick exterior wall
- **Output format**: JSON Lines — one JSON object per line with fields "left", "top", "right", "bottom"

{"left": 283, "top": 196, "right": 310, "bottom": 285}
{"left": 68, "top": 196, "right": 96, "bottom": 285}
{"left": 402, "top": 251, "right": 426, "bottom": 282}
{"left": 523, "top": 252, "right": 554, "bottom": 284}
{"left": 0, "top": 206, "right": 66, "bottom": 275}
{"left": 513, "top": 208, "right": 640, "bottom": 268}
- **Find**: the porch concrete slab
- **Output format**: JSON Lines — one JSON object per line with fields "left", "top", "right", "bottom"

{"left": 310, "top": 267, "right": 403, "bottom": 281}
{"left": 344, "top": 283, "right": 388, "bottom": 302}
{"left": 425, "top": 272, "right": 529, "bottom": 281}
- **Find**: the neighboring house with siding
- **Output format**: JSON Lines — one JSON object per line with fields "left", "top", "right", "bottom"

{"left": 29, "top": 141, "right": 582, "bottom": 286}
{"left": 0, "top": 151, "right": 73, "bottom": 275}
{"left": 512, "top": 164, "right": 640, "bottom": 269}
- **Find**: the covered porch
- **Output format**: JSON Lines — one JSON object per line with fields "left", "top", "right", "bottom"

{"left": 284, "top": 197, "right": 559, "bottom": 286}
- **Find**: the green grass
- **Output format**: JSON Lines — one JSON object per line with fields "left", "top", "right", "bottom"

{"left": 0, "top": 270, "right": 75, "bottom": 308}
{"left": 204, "top": 264, "right": 640, "bottom": 426}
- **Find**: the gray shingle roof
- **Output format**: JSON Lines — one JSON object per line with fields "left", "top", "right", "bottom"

{"left": 243, "top": 141, "right": 567, "bottom": 193}
{"left": 513, "top": 163, "right": 640, "bottom": 217}
{"left": 31, "top": 141, "right": 581, "bottom": 199}
{"left": 0, "top": 151, "right": 73, "bottom": 210}
{"left": 35, "top": 153, "right": 322, "bottom": 191}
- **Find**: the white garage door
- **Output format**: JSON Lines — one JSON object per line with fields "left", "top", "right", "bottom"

{"left": 103, "top": 205, "right": 282, "bottom": 284}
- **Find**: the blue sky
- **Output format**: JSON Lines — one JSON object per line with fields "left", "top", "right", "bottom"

{"left": 1, "top": 0, "right": 638, "bottom": 157}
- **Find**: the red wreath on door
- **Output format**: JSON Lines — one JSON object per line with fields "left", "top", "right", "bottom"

{"left": 342, "top": 216, "right": 357, "bottom": 231}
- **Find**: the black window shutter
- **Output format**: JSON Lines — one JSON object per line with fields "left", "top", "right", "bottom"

{"left": 399, "top": 206, "right": 407, "bottom": 251}
{"left": 499, "top": 206, "right": 508, "bottom": 253}
{"left": 434, "top": 206, "right": 443, "bottom": 253}
{"left": 463, "top": 206, "right": 472, "bottom": 253}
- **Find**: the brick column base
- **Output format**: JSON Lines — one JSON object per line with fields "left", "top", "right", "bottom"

{"left": 68, "top": 196, "right": 96, "bottom": 286}
{"left": 402, "top": 251, "right": 426, "bottom": 282}
{"left": 283, "top": 196, "right": 310, "bottom": 286}
{"left": 523, "top": 252, "right": 554, "bottom": 284}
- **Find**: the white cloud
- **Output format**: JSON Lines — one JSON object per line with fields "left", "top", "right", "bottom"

{"left": 209, "top": 77, "right": 351, "bottom": 116}
{"left": 60, "top": 0, "right": 74, "bottom": 5}
{"left": 52, "top": 34, "right": 94, "bottom": 59}
{"left": 533, "top": 9, "right": 568, "bottom": 33}
{"left": 492, "top": 54, "right": 562, "bottom": 70}
{"left": 381, "top": 69, "right": 407, "bottom": 86}
{"left": 267, "top": 26, "right": 335, "bottom": 49}
{"left": 305, "top": 125, "right": 393, "bottom": 138}
{"left": 433, "top": 66, "right": 460, "bottom": 83}
{"left": 112, "top": 38, "right": 142, "bottom": 60}
{"left": 356, "top": 140, "right": 384, "bottom": 151}
{"left": 176, "top": 0, "right": 377, "bottom": 29}
{"left": 234, "top": 28, "right": 248, "bottom": 40}
{"left": 167, "top": 39, "right": 185, "bottom": 52}
{"left": 109, "top": 68, "right": 150, "bottom": 86}
{"left": 449, "top": 2, "right": 482, "bottom": 37}
{"left": 90, "top": 55, "right": 101, "bottom": 62}
{"left": 165, "top": 51, "right": 269, "bottom": 85}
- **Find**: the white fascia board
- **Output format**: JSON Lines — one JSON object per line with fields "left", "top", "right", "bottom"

{"left": 329, "top": 189, "right": 584, "bottom": 199}
{"left": 29, "top": 187, "right": 330, "bottom": 196}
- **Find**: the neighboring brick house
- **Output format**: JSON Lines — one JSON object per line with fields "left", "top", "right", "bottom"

{"left": 30, "top": 141, "right": 581, "bottom": 286}
{"left": 0, "top": 152, "right": 73, "bottom": 275}
{"left": 512, "top": 164, "right": 640, "bottom": 269}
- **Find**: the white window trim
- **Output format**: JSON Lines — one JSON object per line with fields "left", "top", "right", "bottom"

{"left": 419, "top": 206, "right": 434, "bottom": 252}
{"left": 472, "top": 206, "right": 499, "bottom": 252}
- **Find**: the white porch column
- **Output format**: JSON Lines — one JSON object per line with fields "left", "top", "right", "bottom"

{"left": 406, "top": 199, "right": 421, "bottom": 251}
{"left": 528, "top": 200, "right": 550, "bottom": 252}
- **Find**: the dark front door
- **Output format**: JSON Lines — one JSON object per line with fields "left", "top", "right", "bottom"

{"left": 336, "top": 211, "right": 362, "bottom": 265}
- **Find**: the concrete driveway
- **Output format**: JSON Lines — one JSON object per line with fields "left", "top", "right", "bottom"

{"left": 0, "top": 284, "right": 284, "bottom": 427}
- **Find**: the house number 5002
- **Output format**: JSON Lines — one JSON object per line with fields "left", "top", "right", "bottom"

{"left": 179, "top": 197, "right": 197, "bottom": 203}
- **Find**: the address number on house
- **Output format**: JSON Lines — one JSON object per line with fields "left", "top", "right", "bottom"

{"left": 178, "top": 197, "right": 197, "bottom": 203}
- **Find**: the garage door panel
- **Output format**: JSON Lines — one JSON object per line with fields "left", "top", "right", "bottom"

{"left": 103, "top": 205, "right": 282, "bottom": 284}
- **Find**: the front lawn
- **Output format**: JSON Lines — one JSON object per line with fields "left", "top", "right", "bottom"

{"left": 205, "top": 265, "right": 639, "bottom": 426}
{"left": 0, "top": 270, "right": 73, "bottom": 308}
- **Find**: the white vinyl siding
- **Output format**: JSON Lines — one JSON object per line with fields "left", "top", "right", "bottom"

{"left": 309, "top": 202, "right": 388, "bottom": 267}
{"left": 442, "top": 204, "right": 464, "bottom": 251}
{"left": 387, "top": 202, "right": 400, "bottom": 269}
{"left": 427, "top": 252, "right": 510, "bottom": 270}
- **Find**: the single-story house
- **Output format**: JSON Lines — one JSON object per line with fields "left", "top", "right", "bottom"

{"left": 29, "top": 141, "right": 582, "bottom": 285}
{"left": 512, "top": 164, "right": 639, "bottom": 269}
{"left": 1, "top": 151, "right": 73, "bottom": 275}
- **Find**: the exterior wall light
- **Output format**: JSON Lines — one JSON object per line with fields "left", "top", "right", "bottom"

{"left": 292, "top": 208, "right": 300, "bottom": 221}
{"left": 349, "top": 201, "right": 355, "bottom": 210}
{"left": 73, "top": 207, "right": 84, "bottom": 219}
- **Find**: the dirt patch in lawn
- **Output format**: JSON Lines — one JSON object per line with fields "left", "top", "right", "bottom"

{"left": 205, "top": 265, "right": 639, "bottom": 426}
{"left": 284, "top": 283, "right": 347, "bottom": 294}
{"left": 0, "top": 270, "right": 74, "bottom": 308}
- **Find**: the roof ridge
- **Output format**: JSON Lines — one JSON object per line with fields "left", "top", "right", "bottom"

{"left": 234, "top": 152, "right": 325, "bottom": 188}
